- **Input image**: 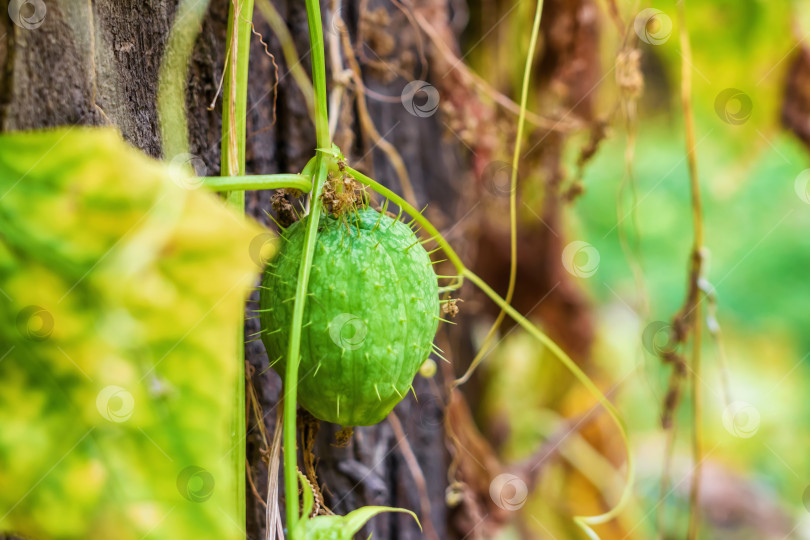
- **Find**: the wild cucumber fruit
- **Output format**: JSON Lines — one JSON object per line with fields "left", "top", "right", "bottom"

{"left": 259, "top": 207, "right": 439, "bottom": 426}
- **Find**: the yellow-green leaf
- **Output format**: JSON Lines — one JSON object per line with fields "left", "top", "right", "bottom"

{"left": 0, "top": 127, "right": 264, "bottom": 540}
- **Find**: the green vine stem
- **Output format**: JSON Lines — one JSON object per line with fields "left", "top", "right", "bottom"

{"left": 344, "top": 166, "right": 464, "bottom": 273}
{"left": 281, "top": 161, "right": 327, "bottom": 533}
{"left": 221, "top": 0, "right": 254, "bottom": 535}
{"left": 465, "top": 269, "right": 632, "bottom": 539}
{"left": 455, "top": 0, "right": 544, "bottom": 387}
{"left": 282, "top": 0, "right": 332, "bottom": 532}
{"left": 157, "top": 0, "right": 212, "bottom": 160}
{"left": 222, "top": 0, "right": 254, "bottom": 182}
{"left": 304, "top": 2, "right": 330, "bottom": 150}
{"left": 202, "top": 174, "right": 312, "bottom": 192}
{"left": 345, "top": 165, "right": 633, "bottom": 539}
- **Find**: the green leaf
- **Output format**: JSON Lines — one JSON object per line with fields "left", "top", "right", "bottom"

{"left": 0, "top": 127, "right": 264, "bottom": 540}
{"left": 296, "top": 507, "right": 420, "bottom": 540}
{"left": 293, "top": 473, "right": 420, "bottom": 540}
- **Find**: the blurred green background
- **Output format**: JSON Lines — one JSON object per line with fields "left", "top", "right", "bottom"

{"left": 472, "top": 0, "right": 810, "bottom": 538}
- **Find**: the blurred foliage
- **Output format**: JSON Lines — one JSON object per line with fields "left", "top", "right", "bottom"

{"left": 0, "top": 128, "right": 263, "bottom": 540}
{"left": 570, "top": 123, "right": 810, "bottom": 538}
{"left": 465, "top": 0, "right": 810, "bottom": 538}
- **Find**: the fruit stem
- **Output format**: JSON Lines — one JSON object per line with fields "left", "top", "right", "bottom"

{"left": 344, "top": 165, "right": 465, "bottom": 290}
{"left": 283, "top": 0, "right": 332, "bottom": 533}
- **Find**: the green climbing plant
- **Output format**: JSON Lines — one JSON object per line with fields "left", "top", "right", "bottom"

{"left": 0, "top": 0, "right": 636, "bottom": 538}
{"left": 168, "top": 0, "right": 636, "bottom": 538}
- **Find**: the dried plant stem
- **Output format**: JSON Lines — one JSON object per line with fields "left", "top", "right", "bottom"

{"left": 254, "top": 0, "right": 316, "bottom": 122}
{"left": 266, "top": 406, "right": 284, "bottom": 540}
{"left": 657, "top": 422, "right": 677, "bottom": 539}
{"left": 326, "top": 0, "right": 346, "bottom": 140}
{"left": 388, "top": 412, "right": 440, "bottom": 540}
{"left": 333, "top": 10, "right": 418, "bottom": 206}
{"left": 247, "top": 458, "right": 268, "bottom": 509}
{"left": 677, "top": 2, "right": 705, "bottom": 538}
{"left": 412, "top": 10, "right": 578, "bottom": 132}
{"left": 616, "top": 51, "right": 649, "bottom": 320}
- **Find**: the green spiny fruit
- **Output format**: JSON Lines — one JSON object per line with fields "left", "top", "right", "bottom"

{"left": 259, "top": 207, "right": 440, "bottom": 426}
